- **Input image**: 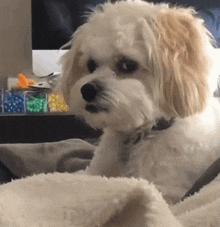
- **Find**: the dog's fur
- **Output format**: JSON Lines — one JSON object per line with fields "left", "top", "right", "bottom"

{"left": 59, "top": 0, "right": 220, "bottom": 204}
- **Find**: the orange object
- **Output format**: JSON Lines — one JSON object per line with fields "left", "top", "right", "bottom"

{"left": 16, "top": 73, "right": 35, "bottom": 88}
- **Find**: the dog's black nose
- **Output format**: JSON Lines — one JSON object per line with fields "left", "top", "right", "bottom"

{"left": 81, "top": 83, "right": 100, "bottom": 102}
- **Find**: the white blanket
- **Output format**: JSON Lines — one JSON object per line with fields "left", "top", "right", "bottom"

{"left": 0, "top": 172, "right": 219, "bottom": 227}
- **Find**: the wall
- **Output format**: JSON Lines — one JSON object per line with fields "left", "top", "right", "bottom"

{"left": 0, "top": 0, "right": 32, "bottom": 90}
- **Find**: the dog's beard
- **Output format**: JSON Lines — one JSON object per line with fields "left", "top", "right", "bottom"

{"left": 68, "top": 68, "right": 156, "bottom": 132}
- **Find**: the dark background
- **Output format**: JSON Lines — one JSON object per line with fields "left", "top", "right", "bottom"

{"left": 32, "top": 0, "right": 220, "bottom": 50}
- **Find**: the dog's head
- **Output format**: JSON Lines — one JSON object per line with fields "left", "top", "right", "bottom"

{"left": 60, "top": 0, "right": 214, "bottom": 132}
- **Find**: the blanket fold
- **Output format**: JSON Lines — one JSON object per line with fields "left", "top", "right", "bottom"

{"left": 0, "top": 173, "right": 219, "bottom": 227}
{"left": 0, "top": 173, "right": 182, "bottom": 227}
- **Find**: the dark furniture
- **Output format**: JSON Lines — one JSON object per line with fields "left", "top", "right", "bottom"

{"left": 0, "top": 115, "right": 102, "bottom": 144}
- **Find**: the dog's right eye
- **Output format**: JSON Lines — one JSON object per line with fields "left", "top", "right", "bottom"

{"left": 87, "top": 59, "right": 98, "bottom": 73}
{"left": 116, "top": 57, "right": 138, "bottom": 74}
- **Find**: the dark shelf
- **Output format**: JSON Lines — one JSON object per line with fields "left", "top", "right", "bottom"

{"left": 0, "top": 115, "right": 102, "bottom": 144}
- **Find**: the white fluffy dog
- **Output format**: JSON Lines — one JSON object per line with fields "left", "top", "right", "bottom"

{"left": 60, "top": 0, "right": 220, "bottom": 204}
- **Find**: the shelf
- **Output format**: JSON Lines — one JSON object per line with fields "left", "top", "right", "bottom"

{"left": 0, "top": 115, "right": 102, "bottom": 144}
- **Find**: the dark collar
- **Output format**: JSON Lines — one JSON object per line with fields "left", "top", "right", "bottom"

{"left": 120, "top": 117, "right": 175, "bottom": 162}
{"left": 123, "top": 117, "right": 175, "bottom": 146}
{"left": 152, "top": 117, "right": 175, "bottom": 131}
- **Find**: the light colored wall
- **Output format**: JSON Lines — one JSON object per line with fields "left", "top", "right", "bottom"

{"left": 0, "top": 0, "right": 32, "bottom": 90}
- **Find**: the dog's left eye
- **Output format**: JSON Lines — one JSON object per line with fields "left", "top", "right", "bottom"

{"left": 87, "top": 59, "right": 98, "bottom": 73}
{"left": 117, "top": 58, "right": 138, "bottom": 74}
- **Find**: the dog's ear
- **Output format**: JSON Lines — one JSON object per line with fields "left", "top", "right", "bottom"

{"left": 154, "top": 7, "right": 213, "bottom": 117}
{"left": 59, "top": 28, "right": 86, "bottom": 104}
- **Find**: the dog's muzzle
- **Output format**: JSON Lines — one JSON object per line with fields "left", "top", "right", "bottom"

{"left": 81, "top": 82, "right": 102, "bottom": 102}
{"left": 80, "top": 82, "right": 108, "bottom": 113}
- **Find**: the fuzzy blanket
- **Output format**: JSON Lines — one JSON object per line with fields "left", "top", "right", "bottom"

{"left": 0, "top": 139, "right": 219, "bottom": 226}
{"left": 0, "top": 172, "right": 219, "bottom": 227}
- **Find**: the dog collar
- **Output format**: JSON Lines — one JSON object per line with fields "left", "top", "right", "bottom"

{"left": 120, "top": 117, "right": 175, "bottom": 163}
{"left": 123, "top": 117, "right": 175, "bottom": 145}
{"left": 152, "top": 117, "right": 175, "bottom": 131}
